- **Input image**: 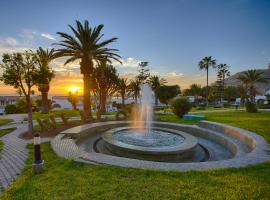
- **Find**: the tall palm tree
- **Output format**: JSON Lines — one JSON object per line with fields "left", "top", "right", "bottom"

{"left": 198, "top": 56, "right": 216, "bottom": 108}
{"left": 217, "top": 63, "right": 230, "bottom": 102}
{"left": 54, "top": 20, "right": 121, "bottom": 118}
{"left": 35, "top": 47, "right": 56, "bottom": 113}
{"left": 128, "top": 79, "right": 141, "bottom": 104}
{"left": 117, "top": 78, "right": 129, "bottom": 105}
{"left": 237, "top": 69, "right": 269, "bottom": 103}
{"left": 147, "top": 75, "right": 167, "bottom": 106}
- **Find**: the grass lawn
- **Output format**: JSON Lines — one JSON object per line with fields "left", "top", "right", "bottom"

{"left": 32, "top": 109, "right": 80, "bottom": 120}
{"left": 1, "top": 112, "right": 270, "bottom": 199}
{"left": 0, "top": 119, "right": 13, "bottom": 126}
{"left": 0, "top": 128, "right": 16, "bottom": 137}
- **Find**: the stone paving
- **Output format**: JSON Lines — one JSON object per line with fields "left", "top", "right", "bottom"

{"left": 0, "top": 121, "right": 51, "bottom": 196}
{"left": 0, "top": 124, "right": 28, "bottom": 195}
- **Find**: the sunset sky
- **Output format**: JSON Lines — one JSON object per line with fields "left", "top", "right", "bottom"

{"left": 0, "top": 0, "right": 269, "bottom": 95}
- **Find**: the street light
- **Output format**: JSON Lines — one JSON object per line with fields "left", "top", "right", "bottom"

{"left": 33, "top": 133, "right": 44, "bottom": 173}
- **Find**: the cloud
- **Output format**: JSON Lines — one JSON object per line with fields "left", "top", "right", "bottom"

{"left": 164, "top": 71, "right": 184, "bottom": 77}
{"left": 41, "top": 33, "right": 56, "bottom": 40}
{"left": 112, "top": 57, "right": 141, "bottom": 68}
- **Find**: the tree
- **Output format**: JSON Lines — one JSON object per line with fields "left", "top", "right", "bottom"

{"left": 35, "top": 47, "right": 56, "bottom": 113}
{"left": 198, "top": 56, "right": 216, "bottom": 108}
{"left": 91, "top": 61, "right": 119, "bottom": 113}
{"left": 237, "top": 69, "right": 269, "bottom": 103}
{"left": 136, "top": 61, "right": 150, "bottom": 84}
{"left": 68, "top": 91, "right": 79, "bottom": 110}
{"left": 0, "top": 51, "right": 38, "bottom": 135}
{"left": 128, "top": 79, "right": 141, "bottom": 104}
{"left": 187, "top": 84, "right": 202, "bottom": 106}
{"left": 223, "top": 86, "right": 239, "bottom": 101}
{"left": 216, "top": 63, "right": 230, "bottom": 102}
{"left": 147, "top": 75, "right": 167, "bottom": 106}
{"left": 156, "top": 85, "right": 181, "bottom": 105}
{"left": 117, "top": 78, "right": 129, "bottom": 105}
{"left": 55, "top": 20, "right": 121, "bottom": 119}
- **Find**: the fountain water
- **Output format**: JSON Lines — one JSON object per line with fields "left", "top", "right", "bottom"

{"left": 136, "top": 84, "right": 154, "bottom": 134}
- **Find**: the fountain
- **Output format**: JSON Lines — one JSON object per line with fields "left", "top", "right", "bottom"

{"left": 101, "top": 84, "right": 200, "bottom": 162}
{"left": 54, "top": 82, "right": 270, "bottom": 169}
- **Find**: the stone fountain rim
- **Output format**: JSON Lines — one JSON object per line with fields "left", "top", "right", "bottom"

{"left": 102, "top": 126, "right": 198, "bottom": 154}
{"left": 52, "top": 120, "right": 270, "bottom": 171}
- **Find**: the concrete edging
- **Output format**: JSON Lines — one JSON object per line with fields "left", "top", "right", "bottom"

{"left": 51, "top": 121, "right": 270, "bottom": 171}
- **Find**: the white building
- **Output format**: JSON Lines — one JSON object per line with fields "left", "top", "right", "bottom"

{"left": 0, "top": 96, "right": 20, "bottom": 114}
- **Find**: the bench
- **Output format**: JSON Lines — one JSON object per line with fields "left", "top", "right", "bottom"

{"left": 183, "top": 114, "right": 206, "bottom": 121}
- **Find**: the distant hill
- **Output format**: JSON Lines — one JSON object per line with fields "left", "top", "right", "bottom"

{"left": 223, "top": 69, "right": 270, "bottom": 95}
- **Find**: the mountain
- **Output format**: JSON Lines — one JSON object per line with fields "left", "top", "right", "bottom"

{"left": 224, "top": 69, "right": 270, "bottom": 95}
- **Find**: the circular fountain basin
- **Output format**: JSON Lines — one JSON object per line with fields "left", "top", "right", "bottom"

{"left": 102, "top": 127, "right": 198, "bottom": 161}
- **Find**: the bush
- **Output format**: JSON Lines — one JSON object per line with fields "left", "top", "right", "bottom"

{"left": 223, "top": 102, "right": 230, "bottom": 108}
{"left": 52, "top": 103, "right": 61, "bottom": 109}
{"left": 116, "top": 110, "right": 127, "bottom": 120}
{"left": 4, "top": 104, "right": 17, "bottom": 114}
{"left": 170, "top": 97, "right": 192, "bottom": 118}
{"left": 114, "top": 103, "right": 135, "bottom": 114}
{"left": 245, "top": 102, "right": 258, "bottom": 113}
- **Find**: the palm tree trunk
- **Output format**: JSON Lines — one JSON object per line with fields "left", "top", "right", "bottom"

{"left": 27, "top": 95, "right": 33, "bottom": 136}
{"left": 222, "top": 74, "right": 225, "bottom": 103}
{"left": 121, "top": 93, "right": 125, "bottom": 105}
{"left": 135, "top": 94, "right": 138, "bottom": 104}
{"left": 83, "top": 74, "right": 92, "bottom": 119}
{"left": 155, "top": 95, "right": 158, "bottom": 106}
{"left": 100, "top": 93, "right": 107, "bottom": 114}
{"left": 41, "top": 91, "right": 49, "bottom": 113}
{"left": 206, "top": 67, "right": 209, "bottom": 109}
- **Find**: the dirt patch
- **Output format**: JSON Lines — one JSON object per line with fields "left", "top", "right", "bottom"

{"left": 20, "top": 121, "right": 85, "bottom": 139}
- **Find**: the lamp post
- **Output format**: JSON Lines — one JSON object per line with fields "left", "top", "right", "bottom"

{"left": 33, "top": 133, "right": 44, "bottom": 173}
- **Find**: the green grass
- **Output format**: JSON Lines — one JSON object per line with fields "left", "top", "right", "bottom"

{"left": 2, "top": 112, "right": 270, "bottom": 199}
{"left": 0, "top": 141, "right": 3, "bottom": 157}
{"left": 156, "top": 114, "right": 197, "bottom": 124}
{"left": 195, "top": 111, "right": 270, "bottom": 143}
{"left": 0, "top": 118, "right": 13, "bottom": 126}
{"left": 32, "top": 109, "right": 80, "bottom": 120}
{"left": 0, "top": 128, "right": 16, "bottom": 137}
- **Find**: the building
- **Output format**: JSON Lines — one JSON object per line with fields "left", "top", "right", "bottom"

{"left": 0, "top": 96, "right": 21, "bottom": 114}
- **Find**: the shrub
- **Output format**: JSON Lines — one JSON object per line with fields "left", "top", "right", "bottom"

{"left": 223, "top": 102, "right": 230, "bottom": 108}
{"left": 4, "top": 104, "right": 17, "bottom": 114}
{"left": 116, "top": 110, "right": 127, "bottom": 120}
{"left": 52, "top": 103, "right": 61, "bottom": 109}
{"left": 170, "top": 97, "right": 192, "bottom": 118}
{"left": 245, "top": 102, "right": 258, "bottom": 113}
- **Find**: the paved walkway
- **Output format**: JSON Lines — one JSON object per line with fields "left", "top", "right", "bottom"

{"left": 0, "top": 124, "right": 28, "bottom": 195}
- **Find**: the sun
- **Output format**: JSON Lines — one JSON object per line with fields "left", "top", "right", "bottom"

{"left": 69, "top": 86, "right": 80, "bottom": 93}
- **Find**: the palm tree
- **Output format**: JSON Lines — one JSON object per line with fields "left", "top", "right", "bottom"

{"left": 216, "top": 64, "right": 230, "bottom": 102}
{"left": 128, "top": 79, "right": 141, "bottom": 104}
{"left": 237, "top": 69, "right": 269, "bottom": 103}
{"left": 54, "top": 20, "right": 121, "bottom": 118}
{"left": 237, "top": 85, "right": 248, "bottom": 106}
{"left": 148, "top": 75, "right": 167, "bottom": 106}
{"left": 92, "top": 61, "right": 118, "bottom": 113}
{"left": 198, "top": 56, "right": 216, "bottom": 108}
{"left": 35, "top": 47, "right": 56, "bottom": 113}
{"left": 117, "top": 78, "right": 129, "bottom": 105}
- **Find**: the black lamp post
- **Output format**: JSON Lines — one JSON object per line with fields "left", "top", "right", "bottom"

{"left": 32, "top": 133, "right": 44, "bottom": 173}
